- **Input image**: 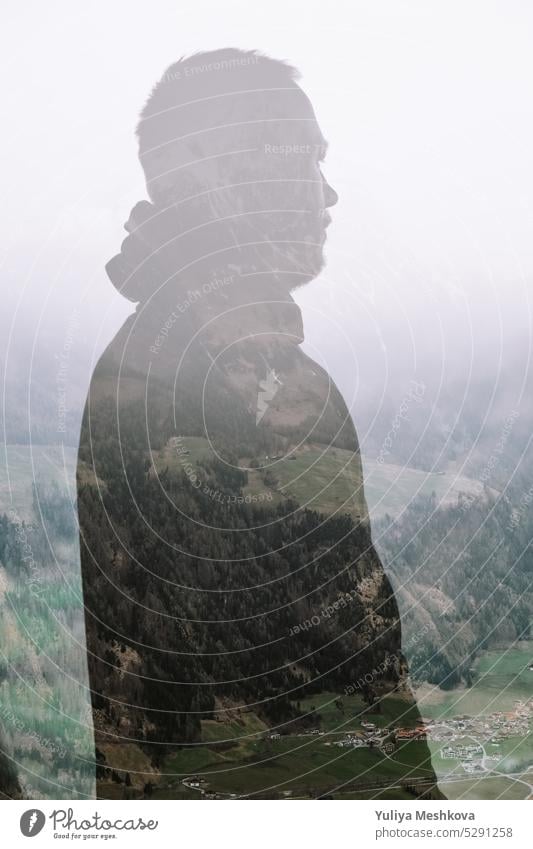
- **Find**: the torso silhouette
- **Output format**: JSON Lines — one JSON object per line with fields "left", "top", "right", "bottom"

{"left": 77, "top": 227, "right": 440, "bottom": 798}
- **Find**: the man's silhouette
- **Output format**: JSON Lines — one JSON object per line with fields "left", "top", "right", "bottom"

{"left": 77, "top": 49, "right": 441, "bottom": 799}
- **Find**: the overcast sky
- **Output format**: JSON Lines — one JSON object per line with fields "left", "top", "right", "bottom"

{"left": 2, "top": 0, "right": 533, "bottom": 413}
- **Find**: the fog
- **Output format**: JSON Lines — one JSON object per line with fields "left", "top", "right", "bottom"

{"left": 2, "top": 2, "right": 533, "bottom": 802}
{"left": 2, "top": 0, "right": 533, "bottom": 450}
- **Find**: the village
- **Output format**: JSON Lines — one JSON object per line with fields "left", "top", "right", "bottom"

{"left": 323, "top": 699, "right": 533, "bottom": 770}
{"left": 179, "top": 699, "right": 533, "bottom": 797}
{"left": 425, "top": 699, "right": 532, "bottom": 773}
{"left": 425, "top": 699, "right": 531, "bottom": 745}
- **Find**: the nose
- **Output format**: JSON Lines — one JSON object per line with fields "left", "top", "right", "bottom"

{"left": 323, "top": 177, "right": 338, "bottom": 208}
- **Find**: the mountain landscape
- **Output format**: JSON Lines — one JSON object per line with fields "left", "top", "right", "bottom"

{"left": 1, "top": 322, "right": 532, "bottom": 799}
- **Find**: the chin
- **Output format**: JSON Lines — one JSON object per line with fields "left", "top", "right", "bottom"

{"left": 289, "top": 249, "right": 325, "bottom": 289}
{"left": 270, "top": 227, "right": 327, "bottom": 288}
{"left": 308, "top": 240, "right": 327, "bottom": 275}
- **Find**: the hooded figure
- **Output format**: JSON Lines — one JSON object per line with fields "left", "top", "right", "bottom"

{"left": 77, "top": 49, "right": 442, "bottom": 799}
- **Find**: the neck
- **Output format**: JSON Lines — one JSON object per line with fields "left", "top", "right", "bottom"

{"left": 107, "top": 199, "right": 308, "bottom": 356}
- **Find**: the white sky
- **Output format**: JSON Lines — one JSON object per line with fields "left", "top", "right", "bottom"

{"left": 2, "top": 0, "right": 533, "bottom": 402}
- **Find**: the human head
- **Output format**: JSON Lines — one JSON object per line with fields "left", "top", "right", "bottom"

{"left": 136, "top": 48, "right": 337, "bottom": 287}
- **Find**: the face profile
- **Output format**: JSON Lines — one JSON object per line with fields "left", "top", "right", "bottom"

{"left": 108, "top": 50, "right": 337, "bottom": 311}
{"left": 76, "top": 48, "right": 442, "bottom": 801}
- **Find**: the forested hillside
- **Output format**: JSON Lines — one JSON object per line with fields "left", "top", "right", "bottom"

{"left": 376, "top": 487, "right": 532, "bottom": 687}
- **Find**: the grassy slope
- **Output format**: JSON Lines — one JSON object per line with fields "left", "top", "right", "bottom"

{"left": 151, "top": 436, "right": 489, "bottom": 522}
